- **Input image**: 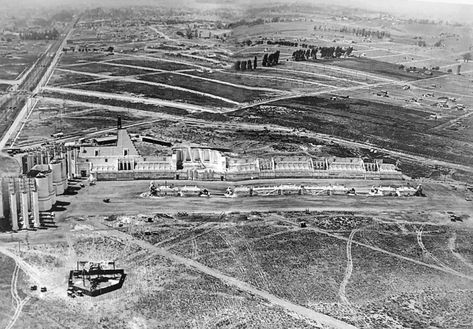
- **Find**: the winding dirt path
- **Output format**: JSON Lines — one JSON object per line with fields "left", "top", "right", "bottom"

{"left": 5, "top": 260, "right": 31, "bottom": 329}
{"left": 416, "top": 227, "right": 464, "bottom": 277}
{"left": 448, "top": 232, "right": 473, "bottom": 271}
{"left": 339, "top": 229, "right": 359, "bottom": 307}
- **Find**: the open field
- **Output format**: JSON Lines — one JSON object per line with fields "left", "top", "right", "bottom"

{"left": 0, "top": 229, "right": 327, "bottom": 328}
{"left": 13, "top": 98, "right": 155, "bottom": 146}
{"left": 230, "top": 96, "right": 473, "bottom": 167}
{"left": 108, "top": 57, "right": 199, "bottom": 71}
{"left": 0, "top": 41, "right": 51, "bottom": 81}
{"left": 1, "top": 201, "right": 472, "bottom": 328}
{"left": 58, "top": 53, "right": 122, "bottom": 66}
{"left": 47, "top": 71, "right": 105, "bottom": 87}
{"left": 55, "top": 64, "right": 154, "bottom": 78}
{"left": 0, "top": 254, "right": 17, "bottom": 328}
{"left": 321, "top": 57, "right": 446, "bottom": 81}
{"left": 0, "top": 84, "right": 11, "bottom": 93}
{"left": 63, "top": 80, "right": 234, "bottom": 107}
{"left": 138, "top": 72, "right": 281, "bottom": 103}
{"left": 188, "top": 69, "right": 320, "bottom": 90}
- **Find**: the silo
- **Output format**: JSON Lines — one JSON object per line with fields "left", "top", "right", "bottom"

{"left": 9, "top": 192, "right": 19, "bottom": 231}
{"left": 20, "top": 192, "right": 29, "bottom": 229}
{"left": 34, "top": 173, "right": 53, "bottom": 211}
{"left": 47, "top": 169, "right": 56, "bottom": 205}
{"left": 60, "top": 158, "right": 68, "bottom": 191}
{"left": 31, "top": 188, "right": 40, "bottom": 228}
{"left": 0, "top": 179, "right": 4, "bottom": 220}
{"left": 50, "top": 160, "right": 65, "bottom": 195}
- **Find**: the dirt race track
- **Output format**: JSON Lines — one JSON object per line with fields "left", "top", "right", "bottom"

{"left": 58, "top": 179, "right": 472, "bottom": 219}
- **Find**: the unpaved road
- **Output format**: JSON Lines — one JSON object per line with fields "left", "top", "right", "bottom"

{"left": 339, "top": 229, "right": 359, "bottom": 307}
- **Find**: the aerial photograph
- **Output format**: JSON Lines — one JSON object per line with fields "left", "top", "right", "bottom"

{"left": 0, "top": 0, "right": 472, "bottom": 327}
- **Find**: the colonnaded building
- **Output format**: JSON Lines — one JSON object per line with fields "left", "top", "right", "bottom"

{"left": 66, "top": 119, "right": 401, "bottom": 181}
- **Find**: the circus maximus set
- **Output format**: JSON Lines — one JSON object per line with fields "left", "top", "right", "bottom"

{"left": 1, "top": 119, "right": 402, "bottom": 229}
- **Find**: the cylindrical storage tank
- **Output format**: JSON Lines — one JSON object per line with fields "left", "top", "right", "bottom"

{"left": 34, "top": 174, "right": 53, "bottom": 211}
{"left": 47, "top": 170, "right": 56, "bottom": 205}
{"left": 50, "top": 161, "right": 65, "bottom": 195}
{"left": 60, "top": 158, "right": 67, "bottom": 191}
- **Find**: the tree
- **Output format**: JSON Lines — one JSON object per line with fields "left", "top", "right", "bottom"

{"left": 241, "top": 61, "right": 247, "bottom": 71}
{"left": 234, "top": 61, "right": 241, "bottom": 70}
{"left": 274, "top": 50, "right": 280, "bottom": 64}
{"left": 253, "top": 56, "right": 257, "bottom": 70}
{"left": 185, "top": 25, "right": 193, "bottom": 39}
{"left": 463, "top": 52, "right": 472, "bottom": 62}
{"left": 247, "top": 59, "right": 252, "bottom": 70}
{"left": 262, "top": 53, "right": 268, "bottom": 67}
{"left": 345, "top": 46, "right": 354, "bottom": 57}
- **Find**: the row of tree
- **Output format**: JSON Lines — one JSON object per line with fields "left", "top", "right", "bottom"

{"left": 292, "top": 46, "right": 354, "bottom": 61}
{"left": 228, "top": 18, "right": 264, "bottom": 29}
{"left": 234, "top": 56, "right": 258, "bottom": 71}
{"left": 233, "top": 50, "right": 281, "bottom": 70}
{"left": 20, "top": 29, "right": 60, "bottom": 40}
{"left": 267, "top": 40, "right": 299, "bottom": 47}
{"left": 339, "top": 26, "right": 391, "bottom": 39}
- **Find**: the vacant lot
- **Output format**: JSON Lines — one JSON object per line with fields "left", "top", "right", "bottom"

{"left": 138, "top": 72, "right": 280, "bottom": 103}
{"left": 64, "top": 80, "right": 234, "bottom": 107}
{"left": 189, "top": 69, "right": 333, "bottom": 90}
{"left": 280, "top": 61, "right": 382, "bottom": 85}
{"left": 0, "top": 254, "right": 16, "bottom": 328}
{"left": 2, "top": 231, "right": 320, "bottom": 328}
{"left": 58, "top": 53, "right": 120, "bottom": 66}
{"left": 0, "top": 41, "right": 50, "bottom": 80}
{"left": 322, "top": 57, "right": 446, "bottom": 81}
{"left": 119, "top": 211, "right": 473, "bottom": 329}
{"left": 171, "top": 227, "right": 347, "bottom": 303}
{"left": 47, "top": 70, "right": 104, "bottom": 87}
{"left": 40, "top": 92, "right": 188, "bottom": 115}
{"left": 0, "top": 84, "right": 11, "bottom": 93}
{"left": 108, "top": 58, "right": 198, "bottom": 71}
{"left": 0, "top": 61, "right": 30, "bottom": 80}
{"left": 230, "top": 96, "right": 473, "bottom": 166}
{"left": 14, "top": 99, "right": 155, "bottom": 146}
{"left": 57, "top": 63, "right": 154, "bottom": 77}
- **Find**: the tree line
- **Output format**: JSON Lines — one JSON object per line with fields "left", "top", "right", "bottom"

{"left": 338, "top": 26, "right": 390, "bottom": 39}
{"left": 234, "top": 56, "right": 258, "bottom": 71}
{"left": 292, "top": 46, "right": 353, "bottom": 61}
{"left": 233, "top": 50, "right": 281, "bottom": 71}
{"left": 20, "top": 29, "right": 60, "bottom": 40}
